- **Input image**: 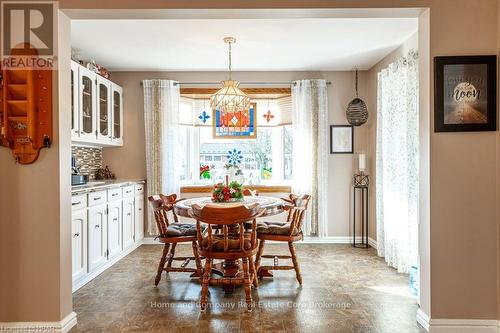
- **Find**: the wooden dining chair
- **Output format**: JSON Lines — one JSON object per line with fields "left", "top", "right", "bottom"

{"left": 148, "top": 195, "right": 203, "bottom": 286}
{"left": 254, "top": 194, "right": 311, "bottom": 285}
{"left": 189, "top": 203, "right": 265, "bottom": 311}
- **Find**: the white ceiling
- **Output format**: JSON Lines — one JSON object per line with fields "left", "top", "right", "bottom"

{"left": 71, "top": 18, "right": 417, "bottom": 71}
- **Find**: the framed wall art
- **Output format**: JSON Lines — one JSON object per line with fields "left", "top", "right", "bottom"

{"left": 434, "top": 55, "right": 497, "bottom": 132}
{"left": 330, "top": 125, "right": 353, "bottom": 154}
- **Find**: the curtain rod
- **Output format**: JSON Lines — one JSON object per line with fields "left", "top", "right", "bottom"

{"left": 139, "top": 81, "right": 332, "bottom": 86}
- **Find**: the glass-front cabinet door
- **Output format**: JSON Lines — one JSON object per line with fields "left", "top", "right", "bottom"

{"left": 111, "top": 84, "right": 123, "bottom": 145}
{"left": 96, "top": 76, "right": 111, "bottom": 142}
{"left": 71, "top": 61, "right": 80, "bottom": 138}
{"left": 78, "top": 67, "right": 96, "bottom": 140}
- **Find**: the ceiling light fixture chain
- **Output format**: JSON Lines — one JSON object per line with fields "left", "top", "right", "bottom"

{"left": 355, "top": 68, "right": 359, "bottom": 98}
{"left": 228, "top": 38, "right": 232, "bottom": 79}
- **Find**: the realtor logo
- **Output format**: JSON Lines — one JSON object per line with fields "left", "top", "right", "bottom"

{"left": 1, "top": 1, "right": 57, "bottom": 69}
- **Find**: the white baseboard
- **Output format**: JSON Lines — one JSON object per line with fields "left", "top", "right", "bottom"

{"left": 417, "top": 308, "right": 430, "bottom": 332}
{"left": 429, "top": 319, "right": 499, "bottom": 333}
{"left": 72, "top": 240, "right": 142, "bottom": 292}
{"left": 142, "top": 236, "right": 377, "bottom": 248}
{"left": 416, "top": 309, "right": 500, "bottom": 333}
{"left": 0, "top": 311, "right": 77, "bottom": 333}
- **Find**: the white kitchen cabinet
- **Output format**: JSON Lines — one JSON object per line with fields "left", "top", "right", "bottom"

{"left": 107, "top": 200, "right": 122, "bottom": 259}
{"left": 111, "top": 84, "right": 123, "bottom": 145}
{"left": 134, "top": 195, "right": 144, "bottom": 243}
{"left": 78, "top": 66, "right": 97, "bottom": 141}
{"left": 71, "top": 60, "right": 123, "bottom": 147}
{"left": 71, "top": 181, "right": 145, "bottom": 292}
{"left": 71, "top": 209, "right": 87, "bottom": 282}
{"left": 96, "top": 75, "right": 112, "bottom": 143}
{"left": 71, "top": 61, "right": 80, "bottom": 139}
{"left": 122, "top": 197, "right": 135, "bottom": 250}
{"left": 88, "top": 204, "right": 108, "bottom": 271}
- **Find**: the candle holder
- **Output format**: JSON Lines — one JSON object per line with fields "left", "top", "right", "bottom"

{"left": 353, "top": 172, "right": 370, "bottom": 188}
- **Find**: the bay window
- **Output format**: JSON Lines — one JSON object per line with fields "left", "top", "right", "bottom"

{"left": 179, "top": 97, "right": 292, "bottom": 185}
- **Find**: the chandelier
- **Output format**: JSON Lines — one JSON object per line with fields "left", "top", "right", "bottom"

{"left": 210, "top": 37, "right": 251, "bottom": 113}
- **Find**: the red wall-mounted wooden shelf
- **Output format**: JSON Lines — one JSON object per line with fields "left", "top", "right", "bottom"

{"left": 0, "top": 65, "right": 52, "bottom": 164}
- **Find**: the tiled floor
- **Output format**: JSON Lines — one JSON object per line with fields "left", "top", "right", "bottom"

{"left": 70, "top": 244, "right": 426, "bottom": 333}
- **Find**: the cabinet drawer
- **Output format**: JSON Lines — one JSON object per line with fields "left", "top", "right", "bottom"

{"left": 122, "top": 185, "right": 134, "bottom": 198}
{"left": 71, "top": 194, "right": 87, "bottom": 210}
{"left": 135, "top": 183, "right": 145, "bottom": 196}
{"left": 108, "top": 188, "right": 122, "bottom": 201}
{"left": 88, "top": 190, "right": 107, "bottom": 207}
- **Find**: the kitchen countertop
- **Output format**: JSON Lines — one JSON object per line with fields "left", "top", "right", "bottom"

{"left": 72, "top": 179, "right": 145, "bottom": 194}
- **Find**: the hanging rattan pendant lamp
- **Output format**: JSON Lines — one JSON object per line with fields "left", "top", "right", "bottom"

{"left": 346, "top": 69, "right": 368, "bottom": 126}
{"left": 210, "top": 37, "right": 251, "bottom": 113}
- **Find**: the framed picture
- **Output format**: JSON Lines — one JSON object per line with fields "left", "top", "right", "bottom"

{"left": 434, "top": 55, "right": 497, "bottom": 132}
{"left": 330, "top": 125, "right": 353, "bottom": 154}
{"left": 213, "top": 102, "right": 257, "bottom": 139}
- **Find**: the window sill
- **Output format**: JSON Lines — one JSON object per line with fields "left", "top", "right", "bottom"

{"left": 180, "top": 184, "right": 292, "bottom": 194}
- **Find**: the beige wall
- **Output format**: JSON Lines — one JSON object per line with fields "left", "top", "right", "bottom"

{"left": 428, "top": 1, "right": 498, "bottom": 320}
{"left": 69, "top": 0, "right": 500, "bottom": 322}
{"left": 0, "top": 12, "right": 73, "bottom": 322}
{"left": 498, "top": 0, "right": 500, "bottom": 322}
{"left": 102, "top": 70, "right": 370, "bottom": 238}
{"left": 2, "top": 0, "right": 498, "bottom": 325}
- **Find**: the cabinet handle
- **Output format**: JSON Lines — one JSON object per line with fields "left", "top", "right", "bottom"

{"left": 112, "top": 193, "right": 118, "bottom": 196}
{"left": 113, "top": 218, "right": 118, "bottom": 222}
{"left": 72, "top": 201, "right": 81, "bottom": 206}
{"left": 95, "top": 224, "right": 100, "bottom": 228}
{"left": 93, "top": 197, "right": 101, "bottom": 201}
{"left": 138, "top": 208, "right": 142, "bottom": 211}
{"left": 126, "top": 190, "right": 131, "bottom": 194}
{"left": 127, "top": 213, "right": 131, "bottom": 216}
{"left": 73, "top": 232, "right": 80, "bottom": 238}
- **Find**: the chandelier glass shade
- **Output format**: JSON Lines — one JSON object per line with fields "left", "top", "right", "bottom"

{"left": 210, "top": 80, "right": 251, "bottom": 113}
{"left": 210, "top": 37, "right": 251, "bottom": 113}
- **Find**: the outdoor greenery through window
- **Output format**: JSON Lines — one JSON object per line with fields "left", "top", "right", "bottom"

{"left": 179, "top": 125, "right": 293, "bottom": 184}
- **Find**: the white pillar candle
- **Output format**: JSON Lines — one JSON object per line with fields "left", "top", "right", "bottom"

{"left": 358, "top": 154, "right": 366, "bottom": 172}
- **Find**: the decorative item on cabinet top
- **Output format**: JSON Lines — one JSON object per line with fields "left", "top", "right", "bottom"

{"left": 85, "top": 59, "right": 110, "bottom": 79}
{"left": 0, "top": 49, "right": 53, "bottom": 164}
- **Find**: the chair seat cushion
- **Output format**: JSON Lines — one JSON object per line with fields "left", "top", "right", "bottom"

{"left": 201, "top": 233, "right": 252, "bottom": 252}
{"left": 257, "top": 221, "right": 297, "bottom": 236}
{"left": 165, "top": 223, "right": 201, "bottom": 237}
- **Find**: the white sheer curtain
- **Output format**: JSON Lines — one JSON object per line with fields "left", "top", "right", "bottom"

{"left": 143, "top": 80, "right": 181, "bottom": 235}
{"left": 376, "top": 50, "right": 419, "bottom": 273}
{"left": 292, "top": 79, "right": 329, "bottom": 237}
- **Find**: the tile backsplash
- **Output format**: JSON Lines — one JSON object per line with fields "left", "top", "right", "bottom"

{"left": 72, "top": 146, "right": 103, "bottom": 180}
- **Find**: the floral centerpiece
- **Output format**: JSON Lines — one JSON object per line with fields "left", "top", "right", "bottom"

{"left": 212, "top": 181, "right": 244, "bottom": 203}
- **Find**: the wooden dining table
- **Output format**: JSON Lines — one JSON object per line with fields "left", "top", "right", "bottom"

{"left": 174, "top": 195, "right": 287, "bottom": 293}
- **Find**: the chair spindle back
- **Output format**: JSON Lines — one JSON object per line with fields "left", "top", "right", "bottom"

{"left": 189, "top": 203, "right": 264, "bottom": 253}
{"left": 284, "top": 194, "right": 311, "bottom": 222}
{"left": 148, "top": 196, "right": 175, "bottom": 237}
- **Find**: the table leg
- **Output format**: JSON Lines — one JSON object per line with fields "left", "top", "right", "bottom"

{"left": 211, "top": 259, "right": 242, "bottom": 294}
